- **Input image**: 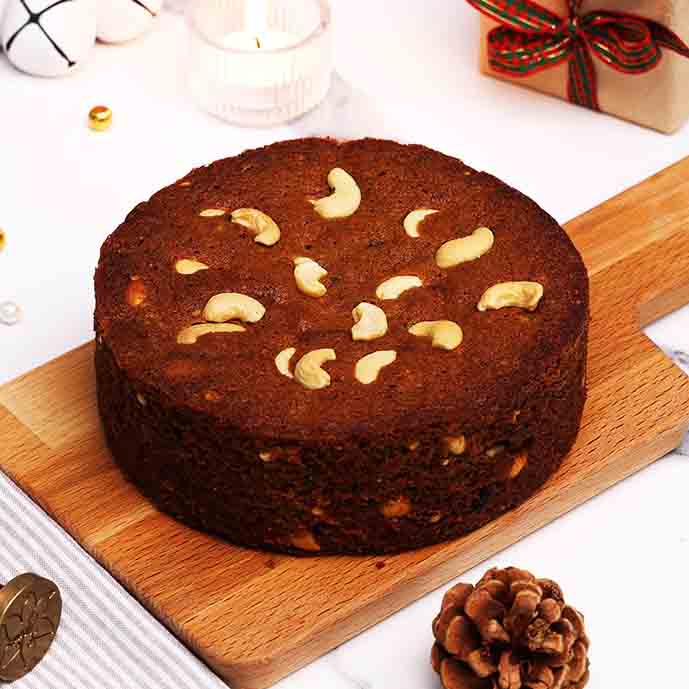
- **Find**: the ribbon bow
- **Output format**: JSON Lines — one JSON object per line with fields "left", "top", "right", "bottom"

{"left": 467, "top": 0, "right": 689, "bottom": 110}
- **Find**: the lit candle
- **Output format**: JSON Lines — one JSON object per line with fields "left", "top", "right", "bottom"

{"left": 187, "top": 0, "right": 333, "bottom": 127}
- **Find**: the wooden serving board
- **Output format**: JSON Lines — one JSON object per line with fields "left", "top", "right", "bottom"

{"left": 3, "top": 159, "right": 689, "bottom": 689}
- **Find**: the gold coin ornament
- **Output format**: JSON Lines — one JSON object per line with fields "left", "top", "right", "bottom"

{"left": 0, "top": 574, "right": 62, "bottom": 682}
{"left": 88, "top": 105, "right": 112, "bottom": 131}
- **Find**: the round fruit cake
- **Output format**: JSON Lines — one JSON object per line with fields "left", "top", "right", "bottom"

{"left": 94, "top": 137, "right": 588, "bottom": 555}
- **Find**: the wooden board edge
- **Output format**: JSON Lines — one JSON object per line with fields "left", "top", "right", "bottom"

{"left": 0, "top": 341, "right": 94, "bottom": 397}
{"left": 202, "top": 423, "right": 688, "bottom": 689}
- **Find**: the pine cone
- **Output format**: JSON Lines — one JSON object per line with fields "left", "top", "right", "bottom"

{"left": 432, "top": 567, "right": 590, "bottom": 689}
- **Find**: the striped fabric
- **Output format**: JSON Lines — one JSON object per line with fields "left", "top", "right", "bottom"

{"left": 0, "top": 473, "right": 226, "bottom": 689}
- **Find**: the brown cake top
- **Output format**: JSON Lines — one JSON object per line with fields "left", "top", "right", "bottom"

{"left": 94, "top": 138, "right": 588, "bottom": 442}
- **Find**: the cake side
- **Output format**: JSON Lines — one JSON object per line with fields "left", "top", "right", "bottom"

{"left": 95, "top": 325, "right": 586, "bottom": 554}
{"left": 94, "top": 137, "right": 589, "bottom": 554}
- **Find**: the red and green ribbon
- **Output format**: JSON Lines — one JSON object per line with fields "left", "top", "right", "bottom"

{"left": 466, "top": 0, "right": 689, "bottom": 110}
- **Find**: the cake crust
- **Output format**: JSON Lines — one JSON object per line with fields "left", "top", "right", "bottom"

{"left": 95, "top": 137, "right": 588, "bottom": 554}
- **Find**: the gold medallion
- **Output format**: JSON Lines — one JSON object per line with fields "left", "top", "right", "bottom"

{"left": 0, "top": 574, "right": 62, "bottom": 681}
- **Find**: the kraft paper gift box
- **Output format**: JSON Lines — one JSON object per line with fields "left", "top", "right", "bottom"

{"left": 474, "top": 0, "right": 689, "bottom": 133}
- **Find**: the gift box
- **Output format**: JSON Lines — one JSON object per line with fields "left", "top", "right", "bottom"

{"left": 472, "top": 0, "right": 689, "bottom": 133}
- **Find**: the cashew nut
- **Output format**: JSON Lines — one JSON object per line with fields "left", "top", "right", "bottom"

{"left": 354, "top": 350, "right": 397, "bottom": 384}
{"left": 312, "top": 168, "right": 361, "bottom": 219}
{"left": 293, "top": 257, "right": 328, "bottom": 297}
{"left": 175, "top": 259, "right": 209, "bottom": 275}
{"left": 477, "top": 281, "right": 543, "bottom": 312}
{"left": 351, "top": 302, "right": 388, "bottom": 341}
{"left": 435, "top": 226, "right": 494, "bottom": 269}
{"left": 445, "top": 435, "right": 466, "bottom": 455}
{"left": 375, "top": 275, "right": 422, "bottom": 300}
{"left": 275, "top": 346, "right": 296, "bottom": 379}
{"left": 177, "top": 323, "right": 245, "bottom": 344}
{"left": 403, "top": 208, "right": 438, "bottom": 238}
{"left": 408, "top": 320, "right": 463, "bottom": 350}
{"left": 202, "top": 292, "right": 266, "bottom": 323}
{"left": 199, "top": 208, "right": 226, "bottom": 217}
{"left": 381, "top": 496, "right": 411, "bottom": 518}
{"left": 508, "top": 450, "right": 528, "bottom": 478}
{"left": 290, "top": 529, "right": 321, "bottom": 552}
{"left": 126, "top": 277, "right": 146, "bottom": 306}
{"left": 294, "top": 348, "right": 336, "bottom": 390}
{"left": 231, "top": 208, "right": 281, "bottom": 246}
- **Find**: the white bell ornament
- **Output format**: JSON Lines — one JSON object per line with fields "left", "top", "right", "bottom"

{"left": 96, "top": 0, "right": 161, "bottom": 44}
{"left": 1, "top": 0, "right": 96, "bottom": 77}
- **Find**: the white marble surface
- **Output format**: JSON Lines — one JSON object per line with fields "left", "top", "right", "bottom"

{"left": 1, "top": 3, "right": 688, "bottom": 688}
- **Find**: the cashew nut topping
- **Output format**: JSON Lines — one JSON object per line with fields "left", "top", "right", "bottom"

{"left": 175, "top": 259, "right": 209, "bottom": 275}
{"left": 293, "top": 257, "right": 328, "bottom": 297}
{"left": 199, "top": 208, "right": 226, "bottom": 217}
{"left": 354, "top": 350, "right": 397, "bottom": 384}
{"left": 294, "top": 348, "right": 336, "bottom": 390}
{"left": 375, "top": 275, "right": 423, "bottom": 300}
{"left": 177, "top": 323, "right": 245, "bottom": 344}
{"left": 477, "top": 281, "right": 544, "bottom": 312}
{"left": 403, "top": 208, "right": 438, "bottom": 238}
{"left": 435, "top": 226, "right": 494, "bottom": 269}
{"left": 275, "top": 346, "right": 296, "bottom": 379}
{"left": 311, "top": 168, "right": 361, "bottom": 219}
{"left": 351, "top": 302, "right": 388, "bottom": 341}
{"left": 202, "top": 292, "right": 266, "bottom": 323}
{"left": 408, "top": 320, "right": 463, "bottom": 350}
{"left": 230, "top": 208, "right": 281, "bottom": 246}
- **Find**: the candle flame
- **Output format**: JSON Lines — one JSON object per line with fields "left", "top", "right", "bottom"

{"left": 246, "top": 0, "right": 268, "bottom": 35}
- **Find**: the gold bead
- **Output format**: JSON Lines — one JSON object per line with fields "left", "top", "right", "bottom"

{"left": 88, "top": 105, "right": 112, "bottom": 131}
{"left": 0, "top": 228, "right": 5, "bottom": 253}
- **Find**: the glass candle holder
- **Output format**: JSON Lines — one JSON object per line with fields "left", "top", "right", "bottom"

{"left": 186, "top": 0, "right": 332, "bottom": 127}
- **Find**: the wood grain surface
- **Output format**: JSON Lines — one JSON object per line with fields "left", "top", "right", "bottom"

{"left": 2, "top": 159, "right": 689, "bottom": 689}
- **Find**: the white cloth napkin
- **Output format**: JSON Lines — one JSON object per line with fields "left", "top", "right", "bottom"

{"left": 0, "top": 473, "right": 227, "bottom": 689}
